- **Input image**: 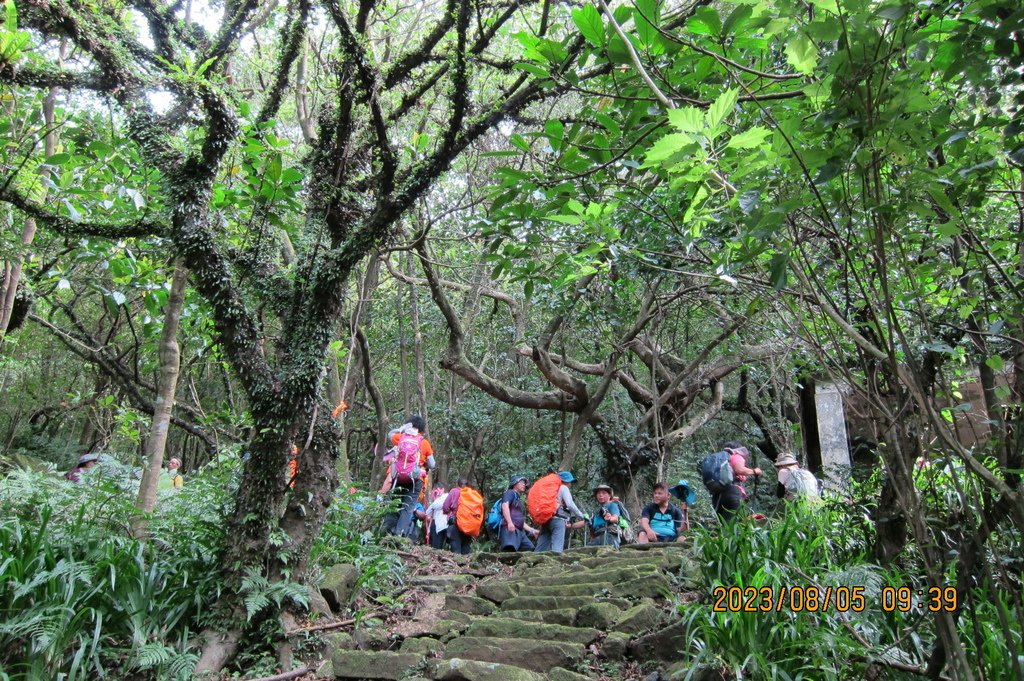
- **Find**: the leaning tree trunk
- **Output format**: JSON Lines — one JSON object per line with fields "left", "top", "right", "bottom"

{"left": 0, "top": 73, "right": 60, "bottom": 344}
{"left": 134, "top": 260, "right": 188, "bottom": 518}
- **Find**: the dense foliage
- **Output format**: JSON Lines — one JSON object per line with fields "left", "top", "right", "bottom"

{"left": 1, "top": 0, "right": 1022, "bottom": 677}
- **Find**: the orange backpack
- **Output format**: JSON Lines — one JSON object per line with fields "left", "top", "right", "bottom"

{"left": 527, "top": 473, "right": 562, "bottom": 525}
{"left": 456, "top": 487, "right": 485, "bottom": 537}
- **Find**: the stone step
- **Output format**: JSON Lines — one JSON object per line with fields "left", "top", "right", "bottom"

{"left": 443, "top": 637, "right": 584, "bottom": 673}
{"left": 445, "top": 594, "right": 496, "bottom": 616}
{"left": 465, "top": 617, "right": 601, "bottom": 645}
{"left": 332, "top": 649, "right": 422, "bottom": 679}
{"left": 428, "top": 658, "right": 545, "bottom": 681}
{"left": 475, "top": 577, "right": 610, "bottom": 602}
{"left": 515, "top": 563, "right": 659, "bottom": 587}
{"left": 499, "top": 594, "right": 630, "bottom": 612}
{"left": 497, "top": 608, "right": 578, "bottom": 626}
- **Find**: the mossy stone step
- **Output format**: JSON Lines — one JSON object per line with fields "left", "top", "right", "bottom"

{"left": 499, "top": 594, "right": 630, "bottom": 612}
{"left": 443, "top": 637, "right": 583, "bottom": 673}
{"left": 445, "top": 594, "right": 497, "bottom": 615}
{"left": 513, "top": 564, "right": 658, "bottom": 588}
{"left": 514, "top": 581, "right": 615, "bottom": 598}
{"left": 497, "top": 608, "right": 577, "bottom": 626}
{"left": 428, "top": 658, "right": 545, "bottom": 681}
{"left": 331, "top": 649, "right": 422, "bottom": 679}
{"left": 465, "top": 617, "right": 601, "bottom": 645}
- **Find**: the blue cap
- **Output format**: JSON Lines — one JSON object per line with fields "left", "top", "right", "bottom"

{"left": 558, "top": 471, "right": 576, "bottom": 483}
{"left": 509, "top": 474, "right": 527, "bottom": 488}
{"left": 670, "top": 479, "right": 697, "bottom": 505}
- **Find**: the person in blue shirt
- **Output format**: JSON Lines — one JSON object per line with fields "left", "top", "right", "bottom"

{"left": 499, "top": 475, "right": 539, "bottom": 552}
{"left": 587, "top": 484, "right": 624, "bottom": 548}
{"left": 637, "top": 482, "right": 687, "bottom": 543}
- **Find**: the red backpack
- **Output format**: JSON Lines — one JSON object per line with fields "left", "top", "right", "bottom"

{"left": 392, "top": 433, "right": 423, "bottom": 485}
{"left": 527, "top": 473, "right": 562, "bottom": 525}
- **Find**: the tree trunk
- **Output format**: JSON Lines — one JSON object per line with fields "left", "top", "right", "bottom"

{"left": 0, "top": 73, "right": 60, "bottom": 343}
{"left": 135, "top": 261, "right": 188, "bottom": 517}
{"left": 409, "top": 255, "right": 428, "bottom": 424}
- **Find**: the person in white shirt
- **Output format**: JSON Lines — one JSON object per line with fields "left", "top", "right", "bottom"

{"left": 424, "top": 485, "right": 450, "bottom": 549}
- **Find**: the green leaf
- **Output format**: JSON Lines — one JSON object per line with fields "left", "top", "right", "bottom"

{"left": 726, "top": 126, "right": 771, "bottom": 149}
{"left": 45, "top": 152, "right": 71, "bottom": 165}
{"left": 547, "top": 214, "right": 584, "bottom": 225}
{"left": 266, "top": 154, "right": 282, "bottom": 182}
{"left": 668, "top": 107, "right": 704, "bottom": 133}
{"left": 706, "top": 88, "right": 739, "bottom": 127}
{"left": 985, "top": 355, "right": 1004, "bottom": 371}
{"left": 513, "top": 62, "right": 550, "bottom": 78}
{"left": 785, "top": 34, "right": 818, "bottom": 74}
{"left": 645, "top": 133, "right": 693, "bottom": 164}
{"left": 769, "top": 253, "right": 789, "bottom": 290}
{"left": 572, "top": 5, "right": 605, "bottom": 48}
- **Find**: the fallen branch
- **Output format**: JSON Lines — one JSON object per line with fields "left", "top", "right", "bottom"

{"left": 246, "top": 667, "right": 310, "bottom": 681}
{"left": 285, "top": 618, "right": 357, "bottom": 636}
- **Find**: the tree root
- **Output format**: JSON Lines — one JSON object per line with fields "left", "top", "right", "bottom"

{"left": 194, "top": 627, "right": 244, "bottom": 678}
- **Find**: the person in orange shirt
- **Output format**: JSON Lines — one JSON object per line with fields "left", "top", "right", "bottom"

{"left": 384, "top": 415, "right": 436, "bottom": 538}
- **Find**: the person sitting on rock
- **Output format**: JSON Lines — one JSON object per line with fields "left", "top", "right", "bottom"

{"left": 637, "top": 482, "right": 687, "bottom": 544}
{"left": 587, "top": 484, "right": 624, "bottom": 548}
{"left": 499, "top": 475, "right": 539, "bottom": 552}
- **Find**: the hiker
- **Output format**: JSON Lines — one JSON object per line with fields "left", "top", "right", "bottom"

{"left": 499, "top": 475, "right": 539, "bottom": 552}
{"left": 65, "top": 452, "right": 99, "bottom": 483}
{"left": 587, "top": 484, "right": 624, "bottom": 548}
{"left": 442, "top": 478, "right": 484, "bottom": 554}
{"left": 158, "top": 457, "right": 185, "bottom": 491}
{"left": 699, "top": 442, "right": 762, "bottom": 524}
{"left": 774, "top": 453, "right": 820, "bottom": 502}
{"left": 425, "top": 485, "right": 450, "bottom": 550}
{"left": 637, "top": 482, "right": 688, "bottom": 543}
{"left": 385, "top": 415, "right": 436, "bottom": 538}
{"left": 529, "top": 471, "right": 586, "bottom": 554}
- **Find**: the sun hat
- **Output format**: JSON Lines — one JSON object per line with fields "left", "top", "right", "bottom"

{"left": 775, "top": 453, "right": 799, "bottom": 468}
{"left": 77, "top": 453, "right": 100, "bottom": 465}
{"left": 557, "top": 471, "right": 576, "bottom": 483}
{"left": 669, "top": 479, "right": 697, "bottom": 505}
{"left": 168, "top": 457, "right": 182, "bottom": 468}
{"left": 509, "top": 474, "right": 528, "bottom": 488}
{"left": 593, "top": 484, "right": 614, "bottom": 496}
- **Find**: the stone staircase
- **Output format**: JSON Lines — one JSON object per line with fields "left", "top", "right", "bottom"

{"left": 325, "top": 545, "right": 702, "bottom": 681}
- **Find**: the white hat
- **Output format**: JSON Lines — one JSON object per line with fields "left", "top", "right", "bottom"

{"left": 775, "top": 453, "right": 799, "bottom": 468}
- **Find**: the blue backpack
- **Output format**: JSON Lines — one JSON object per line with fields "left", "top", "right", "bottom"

{"left": 486, "top": 498, "right": 503, "bottom": 532}
{"left": 699, "top": 451, "right": 734, "bottom": 491}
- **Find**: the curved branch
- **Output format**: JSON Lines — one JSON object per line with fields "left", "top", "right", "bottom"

{"left": 660, "top": 381, "right": 725, "bottom": 449}
{"left": 0, "top": 186, "right": 166, "bottom": 238}
{"left": 417, "top": 243, "right": 585, "bottom": 412}
{"left": 256, "top": 0, "right": 310, "bottom": 125}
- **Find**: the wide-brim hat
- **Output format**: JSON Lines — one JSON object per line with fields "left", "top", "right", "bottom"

{"left": 509, "top": 474, "right": 528, "bottom": 488}
{"left": 593, "top": 484, "right": 614, "bottom": 496}
{"left": 669, "top": 479, "right": 697, "bottom": 505}
{"left": 78, "top": 453, "right": 100, "bottom": 465}
{"left": 558, "top": 471, "right": 576, "bottom": 483}
{"left": 775, "top": 453, "right": 798, "bottom": 468}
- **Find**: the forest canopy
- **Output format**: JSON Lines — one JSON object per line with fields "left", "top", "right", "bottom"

{"left": 1, "top": 0, "right": 1022, "bottom": 678}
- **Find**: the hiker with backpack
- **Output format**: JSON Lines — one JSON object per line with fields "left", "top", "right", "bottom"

{"left": 528, "top": 471, "right": 587, "bottom": 554}
{"left": 637, "top": 482, "right": 688, "bottom": 543}
{"left": 498, "top": 475, "right": 539, "bottom": 552}
{"left": 774, "top": 453, "right": 820, "bottom": 502}
{"left": 699, "top": 442, "right": 762, "bottom": 524}
{"left": 424, "top": 484, "right": 450, "bottom": 550}
{"left": 385, "top": 415, "right": 436, "bottom": 538}
{"left": 442, "top": 477, "right": 484, "bottom": 554}
{"left": 586, "top": 484, "right": 625, "bottom": 548}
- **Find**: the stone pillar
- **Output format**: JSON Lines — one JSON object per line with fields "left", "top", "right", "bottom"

{"left": 815, "top": 381, "right": 851, "bottom": 489}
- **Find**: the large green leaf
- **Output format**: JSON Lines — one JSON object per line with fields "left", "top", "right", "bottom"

{"left": 572, "top": 5, "right": 605, "bottom": 48}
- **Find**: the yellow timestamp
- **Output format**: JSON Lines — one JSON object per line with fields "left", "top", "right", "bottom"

{"left": 711, "top": 585, "right": 959, "bottom": 613}
{"left": 880, "top": 586, "right": 958, "bottom": 612}
{"left": 712, "top": 586, "right": 867, "bottom": 612}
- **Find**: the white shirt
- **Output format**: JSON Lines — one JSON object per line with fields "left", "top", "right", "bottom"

{"left": 426, "top": 492, "right": 449, "bottom": 531}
